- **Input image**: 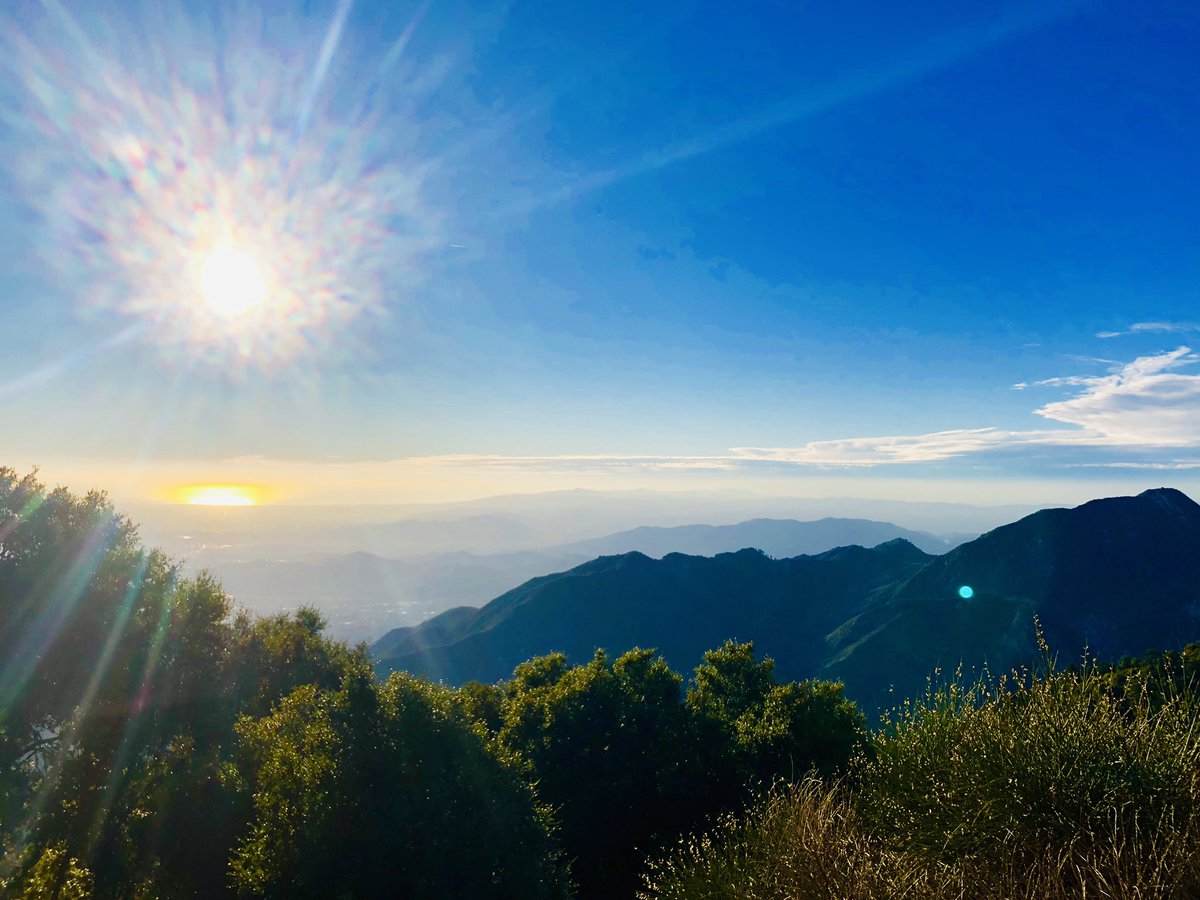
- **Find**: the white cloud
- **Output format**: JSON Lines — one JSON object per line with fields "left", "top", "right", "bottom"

{"left": 407, "top": 453, "right": 739, "bottom": 472}
{"left": 1079, "top": 461, "right": 1200, "bottom": 471}
{"left": 1030, "top": 374, "right": 1105, "bottom": 388}
{"left": 728, "top": 428, "right": 1028, "bottom": 467}
{"left": 101, "top": 348, "right": 1191, "bottom": 493}
{"left": 1033, "top": 347, "right": 1200, "bottom": 446}
{"left": 645, "top": 347, "right": 1200, "bottom": 469}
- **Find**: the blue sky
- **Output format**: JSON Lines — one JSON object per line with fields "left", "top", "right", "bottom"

{"left": 2, "top": 0, "right": 1199, "bottom": 505}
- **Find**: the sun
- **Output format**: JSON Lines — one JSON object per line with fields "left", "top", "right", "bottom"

{"left": 177, "top": 485, "right": 263, "bottom": 507}
{"left": 198, "top": 243, "right": 270, "bottom": 318}
{"left": 8, "top": 2, "right": 440, "bottom": 372}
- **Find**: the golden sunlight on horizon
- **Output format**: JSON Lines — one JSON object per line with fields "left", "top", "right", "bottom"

{"left": 176, "top": 484, "right": 264, "bottom": 506}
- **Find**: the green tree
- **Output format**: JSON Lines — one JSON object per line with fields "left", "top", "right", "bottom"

{"left": 1, "top": 468, "right": 368, "bottom": 897}
{"left": 492, "top": 648, "right": 691, "bottom": 898}
{"left": 687, "top": 640, "right": 865, "bottom": 794}
{"left": 5, "top": 842, "right": 95, "bottom": 899}
{"left": 231, "top": 663, "right": 566, "bottom": 899}
{"left": 1, "top": 468, "right": 176, "bottom": 833}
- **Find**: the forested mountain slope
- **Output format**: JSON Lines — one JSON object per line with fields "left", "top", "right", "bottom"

{"left": 375, "top": 489, "right": 1200, "bottom": 706}
{"left": 374, "top": 539, "right": 932, "bottom": 685}
{"left": 823, "top": 487, "right": 1200, "bottom": 704}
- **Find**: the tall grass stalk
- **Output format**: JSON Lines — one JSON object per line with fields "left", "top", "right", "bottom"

{"left": 642, "top": 655, "right": 1200, "bottom": 899}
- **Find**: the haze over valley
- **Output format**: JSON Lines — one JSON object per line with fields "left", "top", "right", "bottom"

{"left": 128, "top": 490, "right": 1019, "bottom": 642}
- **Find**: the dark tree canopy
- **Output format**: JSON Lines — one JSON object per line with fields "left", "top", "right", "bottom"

{"left": 0, "top": 470, "right": 568, "bottom": 898}
{"left": 458, "top": 641, "right": 865, "bottom": 898}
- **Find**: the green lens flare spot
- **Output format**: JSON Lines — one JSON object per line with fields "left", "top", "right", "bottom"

{"left": 958, "top": 585, "right": 974, "bottom": 599}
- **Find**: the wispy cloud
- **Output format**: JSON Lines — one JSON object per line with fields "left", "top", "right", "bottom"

{"left": 402, "top": 453, "right": 739, "bottom": 472}
{"left": 711, "top": 348, "right": 1198, "bottom": 467}
{"left": 427, "top": 347, "right": 1200, "bottom": 472}
{"left": 1097, "top": 322, "right": 1200, "bottom": 339}
{"left": 1079, "top": 461, "right": 1200, "bottom": 471}
{"left": 728, "top": 428, "right": 1029, "bottom": 467}
{"left": 299, "top": 348, "right": 1200, "bottom": 474}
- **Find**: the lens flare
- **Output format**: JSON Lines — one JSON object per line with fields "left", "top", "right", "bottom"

{"left": 2, "top": 1, "right": 439, "bottom": 373}
{"left": 958, "top": 585, "right": 975, "bottom": 599}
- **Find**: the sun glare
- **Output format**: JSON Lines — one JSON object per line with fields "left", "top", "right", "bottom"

{"left": 198, "top": 244, "right": 270, "bottom": 319}
{"left": 5, "top": 4, "right": 439, "bottom": 371}
{"left": 178, "top": 485, "right": 263, "bottom": 507}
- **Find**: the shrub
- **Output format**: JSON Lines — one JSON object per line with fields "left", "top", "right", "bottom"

{"left": 860, "top": 657, "right": 1200, "bottom": 894}
{"left": 643, "top": 655, "right": 1200, "bottom": 899}
{"left": 640, "top": 778, "right": 951, "bottom": 900}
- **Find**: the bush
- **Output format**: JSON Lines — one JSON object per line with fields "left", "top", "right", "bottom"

{"left": 643, "top": 655, "right": 1200, "bottom": 899}
{"left": 641, "top": 778, "right": 949, "bottom": 900}
{"left": 470, "top": 642, "right": 865, "bottom": 899}
{"left": 860, "top": 657, "right": 1200, "bottom": 892}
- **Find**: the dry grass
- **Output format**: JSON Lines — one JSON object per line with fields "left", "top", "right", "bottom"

{"left": 642, "top": 777, "right": 1200, "bottom": 900}
{"left": 641, "top": 659, "right": 1200, "bottom": 900}
{"left": 640, "top": 778, "right": 951, "bottom": 900}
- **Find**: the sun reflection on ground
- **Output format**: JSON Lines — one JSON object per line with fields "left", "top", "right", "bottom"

{"left": 177, "top": 485, "right": 263, "bottom": 507}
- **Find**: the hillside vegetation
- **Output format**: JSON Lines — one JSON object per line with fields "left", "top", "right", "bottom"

{"left": 4, "top": 467, "right": 1199, "bottom": 899}
{"left": 0, "top": 469, "right": 862, "bottom": 898}
{"left": 644, "top": 648, "right": 1200, "bottom": 898}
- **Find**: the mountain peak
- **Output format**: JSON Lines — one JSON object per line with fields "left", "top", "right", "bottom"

{"left": 1061, "top": 487, "right": 1200, "bottom": 528}
{"left": 823, "top": 487, "right": 1200, "bottom": 707}
{"left": 1136, "top": 487, "right": 1200, "bottom": 515}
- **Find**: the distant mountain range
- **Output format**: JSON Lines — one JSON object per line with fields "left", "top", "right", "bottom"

{"left": 553, "top": 517, "right": 952, "bottom": 558}
{"left": 207, "top": 517, "right": 956, "bottom": 642}
{"left": 373, "top": 489, "right": 1200, "bottom": 709}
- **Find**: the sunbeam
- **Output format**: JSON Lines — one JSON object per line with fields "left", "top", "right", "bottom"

{"left": 297, "top": 0, "right": 354, "bottom": 137}
{"left": 0, "top": 325, "right": 144, "bottom": 403}
{"left": 0, "top": 513, "right": 117, "bottom": 718}
{"left": 16, "top": 554, "right": 153, "bottom": 838}
{"left": 82, "top": 571, "right": 179, "bottom": 855}
{"left": 514, "top": 0, "right": 1084, "bottom": 215}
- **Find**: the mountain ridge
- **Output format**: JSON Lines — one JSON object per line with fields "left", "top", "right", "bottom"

{"left": 373, "top": 540, "right": 933, "bottom": 685}
{"left": 822, "top": 487, "right": 1200, "bottom": 705}
{"left": 206, "top": 515, "right": 959, "bottom": 642}
{"left": 373, "top": 489, "right": 1200, "bottom": 707}
{"left": 552, "top": 517, "right": 953, "bottom": 558}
